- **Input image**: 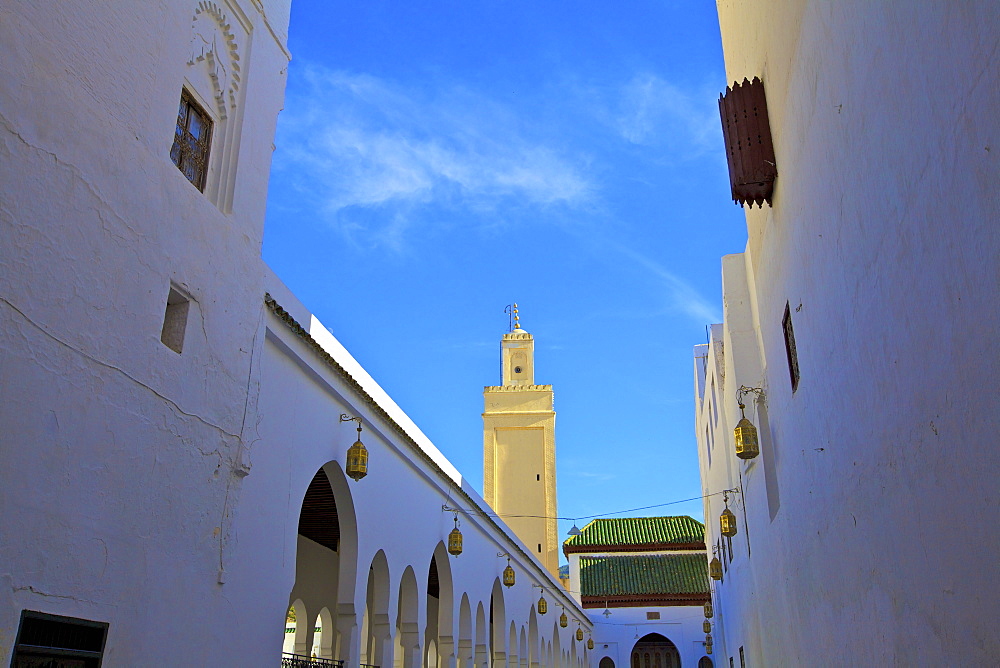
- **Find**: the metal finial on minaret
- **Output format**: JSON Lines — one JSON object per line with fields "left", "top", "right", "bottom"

{"left": 513, "top": 303, "right": 520, "bottom": 330}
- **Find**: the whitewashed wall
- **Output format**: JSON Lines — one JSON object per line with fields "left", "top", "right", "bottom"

{"left": 230, "top": 271, "right": 590, "bottom": 667}
{"left": 697, "top": 1, "right": 1000, "bottom": 665}
{"left": 0, "top": 1, "right": 588, "bottom": 666}
{"left": 588, "top": 606, "right": 710, "bottom": 668}
{"left": 0, "top": 0, "right": 289, "bottom": 664}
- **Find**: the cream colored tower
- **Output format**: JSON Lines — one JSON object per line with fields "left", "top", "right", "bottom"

{"left": 483, "top": 307, "right": 558, "bottom": 577}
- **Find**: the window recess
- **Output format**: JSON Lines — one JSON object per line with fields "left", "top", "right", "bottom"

{"left": 782, "top": 302, "right": 800, "bottom": 392}
{"left": 161, "top": 285, "right": 191, "bottom": 354}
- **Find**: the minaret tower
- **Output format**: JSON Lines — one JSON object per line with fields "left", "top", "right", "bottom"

{"left": 483, "top": 305, "right": 559, "bottom": 577}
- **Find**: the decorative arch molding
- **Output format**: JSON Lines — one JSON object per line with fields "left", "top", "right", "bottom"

{"left": 187, "top": 0, "right": 242, "bottom": 119}
{"left": 179, "top": 0, "right": 252, "bottom": 212}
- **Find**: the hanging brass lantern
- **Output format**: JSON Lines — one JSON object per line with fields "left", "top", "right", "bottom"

{"left": 559, "top": 610, "right": 568, "bottom": 628}
{"left": 503, "top": 557, "right": 516, "bottom": 587}
{"left": 537, "top": 594, "right": 548, "bottom": 615}
{"left": 720, "top": 506, "right": 738, "bottom": 537}
{"left": 706, "top": 644, "right": 713, "bottom": 655}
{"left": 587, "top": 637, "right": 594, "bottom": 651}
{"left": 709, "top": 557, "right": 722, "bottom": 580}
{"left": 734, "top": 401, "right": 759, "bottom": 459}
{"left": 704, "top": 600, "right": 713, "bottom": 618}
{"left": 340, "top": 414, "right": 369, "bottom": 481}
{"left": 448, "top": 516, "right": 463, "bottom": 556}
{"left": 703, "top": 620, "right": 712, "bottom": 634}
{"left": 705, "top": 634, "right": 713, "bottom": 645}
{"left": 576, "top": 626, "right": 584, "bottom": 642}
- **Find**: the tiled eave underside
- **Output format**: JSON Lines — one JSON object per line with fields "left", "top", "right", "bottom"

{"left": 582, "top": 594, "right": 709, "bottom": 608}
{"left": 564, "top": 542, "right": 705, "bottom": 555}
{"left": 263, "top": 293, "right": 587, "bottom": 619}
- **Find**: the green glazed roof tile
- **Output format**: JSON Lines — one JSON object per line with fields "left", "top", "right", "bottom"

{"left": 579, "top": 554, "right": 710, "bottom": 598}
{"left": 564, "top": 516, "right": 705, "bottom": 550}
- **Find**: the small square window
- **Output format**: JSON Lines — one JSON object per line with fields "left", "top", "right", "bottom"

{"left": 170, "top": 89, "right": 213, "bottom": 190}
{"left": 645, "top": 611, "right": 660, "bottom": 620}
{"left": 782, "top": 302, "right": 800, "bottom": 392}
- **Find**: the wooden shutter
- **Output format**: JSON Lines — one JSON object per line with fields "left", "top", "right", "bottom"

{"left": 719, "top": 77, "right": 777, "bottom": 207}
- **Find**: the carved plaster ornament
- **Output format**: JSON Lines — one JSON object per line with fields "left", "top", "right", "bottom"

{"left": 187, "top": 2, "right": 241, "bottom": 120}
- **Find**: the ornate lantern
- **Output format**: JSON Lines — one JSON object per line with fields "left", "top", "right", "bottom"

{"left": 706, "top": 644, "right": 713, "bottom": 655}
{"left": 720, "top": 506, "right": 738, "bottom": 537}
{"left": 502, "top": 557, "right": 516, "bottom": 587}
{"left": 703, "top": 620, "right": 712, "bottom": 634}
{"left": 340, "top": 414, "right": 369, "bottom": 481}
{"left": 559, "top": 610, "right": 568, "bottom": 628}
{"left": 704, "top": 600, "right": 713, "bottom": 618}
{"left": 734, "top": 389, "right": 760, "bottom": 459}
{"left": 576, "top": 626, "right": 584, "bottom": 642}
{"left": 448, "top": 516, "right": 463, "bottom": 556}
{"left": 587, "top": 637, "right": 594, "bottom": 651}
{"left": 709, "top": 557, "right": 722, "bottom": 580}
{"left": 705, "top": 634, "right": 713, "bottom": 645}
{"left": 537, "top": 594, "right": 548, "bottom": 615}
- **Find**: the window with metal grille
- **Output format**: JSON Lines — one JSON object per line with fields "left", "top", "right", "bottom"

{"left": 12, "top": 610, "right": 108, "bottom": 667}
{"left": 170, "top": 89, "right": 213, "bottom": 190}
{"left": 718, "top": 77, "right": 777, "bottom": 208}
{"left": 739, "top": 647, "right": 745, "bottom": 667}
{"left": 782, "top": 302, "right": 800, "bottom": 392}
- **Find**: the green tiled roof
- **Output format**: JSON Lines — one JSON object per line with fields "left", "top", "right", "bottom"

{"left": 579, "top": 554, "right": 709, "bottom": 598}
{"left": 564, "top": 516, "right": 705, "bottom": 552}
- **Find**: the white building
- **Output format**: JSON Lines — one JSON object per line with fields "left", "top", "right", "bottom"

{"left": 564, "top": 518, "right": 712, "bottom": 668}
{"left": 0, "top": 1, "right": 589, "bottom": 666}
{"left": 693, "top": 1, "right": 1000, "bottom": 666}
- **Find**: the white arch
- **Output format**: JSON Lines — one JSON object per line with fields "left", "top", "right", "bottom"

{"left": 458, "top": 594, "right": 473, "bottom": 668}
{"left": 365, "top": 550, "right": 392, "bottom": 668}
{"left": 396, "top": 565, "right": 421, "bottom": 668}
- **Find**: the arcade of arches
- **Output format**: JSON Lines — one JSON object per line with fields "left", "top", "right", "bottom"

{"left": 280, "top": 465, "right": 587, "bottom": 668}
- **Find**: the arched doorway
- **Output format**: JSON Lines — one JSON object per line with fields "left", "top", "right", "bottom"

{"left": 489, "top": 579, "right": 507, "bottom": 667}
{"left": 395, "top": 566, "right": 420, "bottom": 668}
{"left": 287, "top": 464, "right": 358, "bottom": 662}
{"left": 599, "top": 656, "right": 615, "bottom": 668}
{"left": 424, "top": 544, "right": 454, "bottom": 668}
{"left": 362, "top": 550, "right": 391, "bottom": 668}
{"left": 697, "top": 657, "right": 714, "bottom": 668}
{"left": 630, "top": 633, "right": 680, "bottom": 668}
{"left": 457, "top": 594, "right": 473, "bottom": 668}
{"left": 284, "top": 600, "right": 307, "bottom": 655}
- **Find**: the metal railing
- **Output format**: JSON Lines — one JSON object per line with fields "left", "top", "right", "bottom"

{"left": 281, "top": 653, "right": 344, "bottom": 668}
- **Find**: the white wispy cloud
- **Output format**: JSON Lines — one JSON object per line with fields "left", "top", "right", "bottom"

{"left": 612, "top": 73, "right": 721, "bottom": 153}
{"left": 609, "top": 242, "right": 723, "bottom": 324}
{"left": 273, "top": 67, "right": 593, "bottom": 246}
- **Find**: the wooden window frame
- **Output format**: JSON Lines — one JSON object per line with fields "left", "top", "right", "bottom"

{"left": 170, "top": 89, "right": 213, "bottom": 191}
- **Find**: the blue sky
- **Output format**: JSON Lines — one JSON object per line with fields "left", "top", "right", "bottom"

{"left": 263, "top": 0, "right": 747, "bottom": 553}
